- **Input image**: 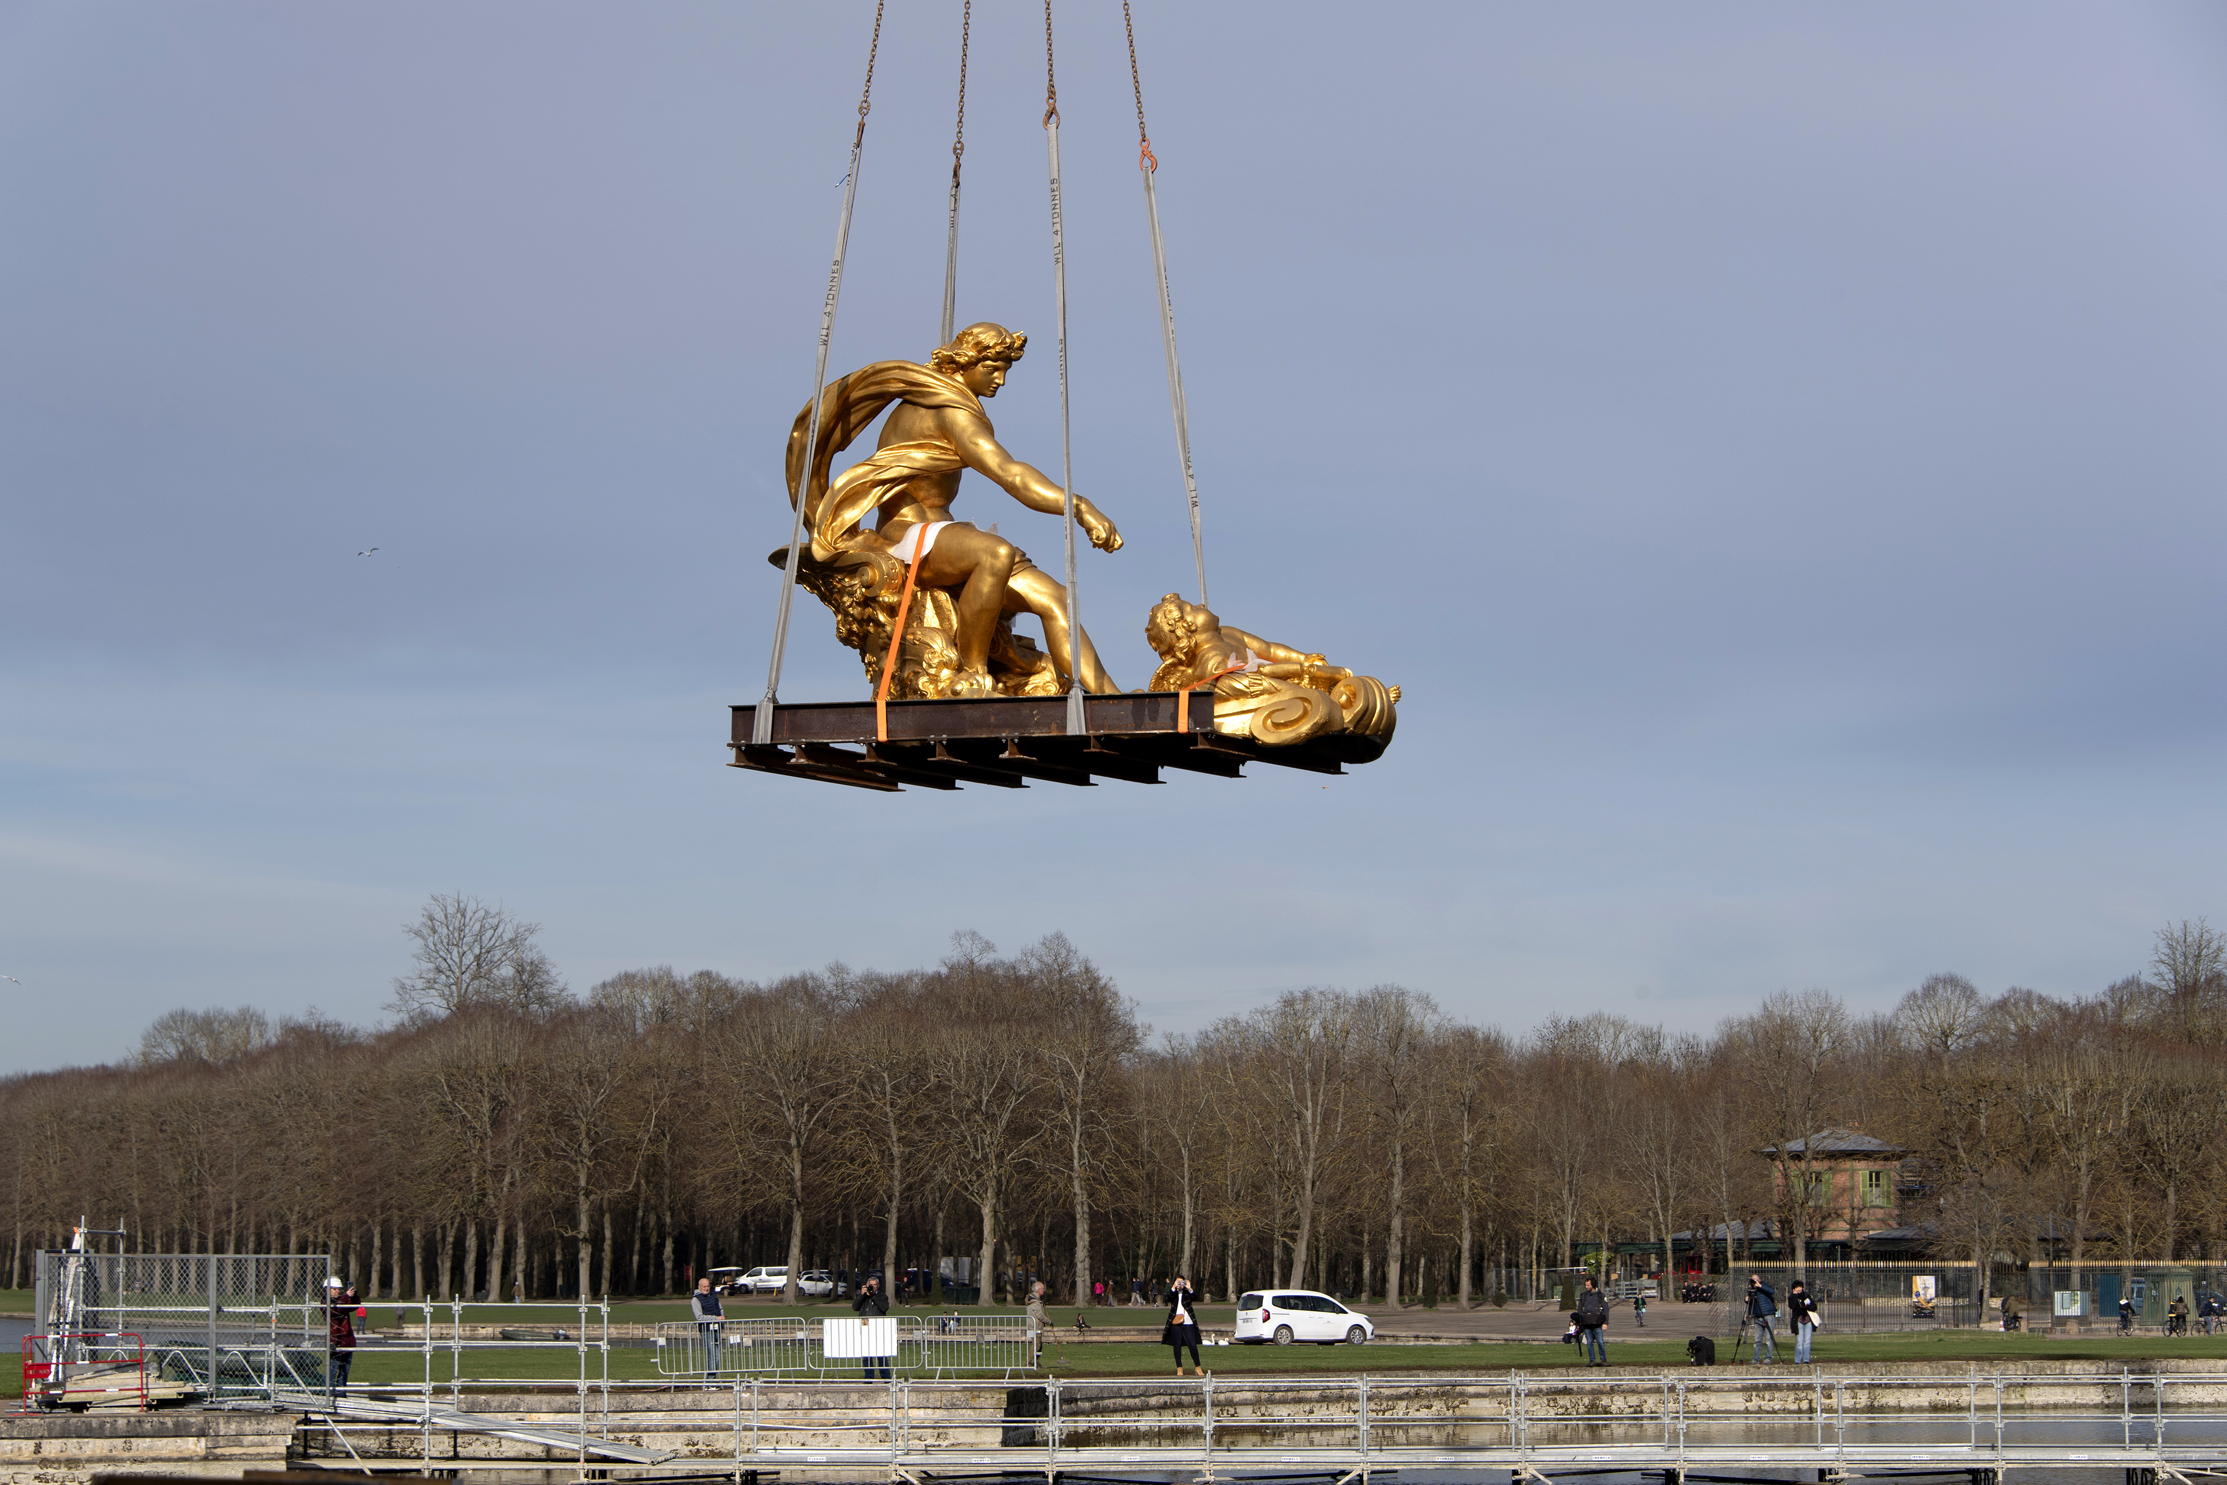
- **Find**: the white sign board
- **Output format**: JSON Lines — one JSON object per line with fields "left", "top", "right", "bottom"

{"left": 2054, "top": 1291, "right": 2085, "bottom": 1317}
{"left": 823, "top": 1316, "right": 898, "bottom": 1358}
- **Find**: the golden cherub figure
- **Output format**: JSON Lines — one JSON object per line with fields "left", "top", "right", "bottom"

{"left": 1144, "top": 594, "right": 1398, "bottom": 748}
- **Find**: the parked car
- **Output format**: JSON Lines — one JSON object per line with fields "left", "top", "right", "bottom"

{"left": 736, "top": 1266, "right": 790, "bottom": 1294}
{"left": 706, "top": 1266, "right": 750, "bottom": 1296}
{"left": 1234, "top": 1290, "right": 1374, "bottom": 1346}
{"left": 799, "top": 1270, "right": 849, "bottom": 1298}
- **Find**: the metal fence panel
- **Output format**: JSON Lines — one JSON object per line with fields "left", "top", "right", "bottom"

{"left": 654, "top": 1314, "right": 1034, "bottom": 1379}
{"left": 656, "top": 1318, "right": 825, "bottom": 1377}
{"left": 902, "top": 1314, "right": 1032, "bottom": 1378}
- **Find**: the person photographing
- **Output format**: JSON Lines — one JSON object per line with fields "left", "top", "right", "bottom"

{"left": 852, "top": 1276, "right": 892, "bottom": 1381}
{"left": 1745, "top": 1275, "right": 1778, "bottom": 1364}
{"left": 1162, "top": 1276, "right": 1203, "bottom": 1377}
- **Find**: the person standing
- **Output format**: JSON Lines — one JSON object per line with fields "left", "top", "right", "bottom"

{"left": 1025, "top": 1280, "right": 1050, "bottom": 1368}
{"left": 1633, "top": 1291, "right": 1648, "bottom": 1328}
{"left": 1746, "top": 1274, "right": 1778, "bottom": 1363}
{"left": 1575, "top": 1277, "right": 1610, "bottom": 1367}
{"left": 691, "top": 1277, "right": 726, "bottom": 1377}
{"left": 1162, "top": 1276, "right": 1203, "bottom": 1377}
{"left": 1787, "top": 1280, "right": 1818, "bottom": 1364}
{"left": 324, "top": 1276, "right": 361, "bottom": 1394}
{"left": 853, "top": 1276, "right": 892, "bottom": 1381}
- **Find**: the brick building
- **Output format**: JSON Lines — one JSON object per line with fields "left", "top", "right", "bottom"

{"left": 1759, "top": 1128, "right": 1910, "bottom": 1241}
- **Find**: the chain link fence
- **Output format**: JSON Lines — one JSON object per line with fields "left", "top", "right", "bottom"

{"left": 30, "top": 1249, "right": 330, "bottom": 1405}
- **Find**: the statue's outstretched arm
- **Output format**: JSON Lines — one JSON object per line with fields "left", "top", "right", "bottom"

{"left": 946, "top": 409, "right": 1122, "bottom": 552}
{"left": 1221, "top": 625, "right": 1354, "bottom": 682}
{"left": 1221, "top": 626, "right": 1319, "bottom": 667}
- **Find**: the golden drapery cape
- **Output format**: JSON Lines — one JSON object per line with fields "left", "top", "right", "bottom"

{"left": 784, "top": 361, "right": 984, "bottom": 564}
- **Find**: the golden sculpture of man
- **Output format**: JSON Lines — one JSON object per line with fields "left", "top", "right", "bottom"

{"left": 785, "top": 323, "right": 1123, "bottom": 696}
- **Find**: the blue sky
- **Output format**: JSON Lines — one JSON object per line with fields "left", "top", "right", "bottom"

{"left": 5, "top": 3, "right": 2226, "bottom": 1072}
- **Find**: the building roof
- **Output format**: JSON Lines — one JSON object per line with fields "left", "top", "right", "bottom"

{"left": 1669, "top": 1220, "right": 1779, "bottom": 1243}
{"left": 1758, "top": 1128, "right": 1911, "bottom": 1158}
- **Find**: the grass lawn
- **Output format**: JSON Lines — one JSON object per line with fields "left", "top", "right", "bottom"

{"left": 1045, "top": 1331, "right": 2227, "bottom": 1374}
{"left": 21, "top": 1312, "right": 2227, "bottom": 1402}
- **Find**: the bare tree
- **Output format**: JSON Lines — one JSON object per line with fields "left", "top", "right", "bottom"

{"left": 1246, "top": 990, "right": 1360, "bottom": 1290}
{"left": 390, "top": 893, "right": 566, "bottom": 1024}
{"left": 1142, "top": 1039, "right": 1214, "bottom": 1285}
{"left": 2151, "top": 919, "right": 2227, "bottom": 1045}
{"left": 1620, "top": 1033, "right": 1705, "bottom": 1287}
{"left": 1360, "top": 987, "right": 1436, "bottom": 1306}
{"left": 138, "top": 1007, "right": 274, "bottom": 1066}
{"left": 1891, "top": 974, "right": 2010, "bottom": 1305}
{"left": 839, "top": 973, "right": 934, "bottom": 1295}
{"left": 1737, "top": 989, "right": 1852, "bottom": 1279}
{"left": 1422, "top": 1023, "right": 1508, "bottom": 1307}
{"left": 715, "top": 975, "right": 848, "bottom": 1307}
{"left": 409, "top": 1011, "right": 533, "bottom": 1304}
{"left": 927, "top": 940, "right": 1045, "bottom": 1305}
{"left": 1025, "top": 933, "right": 1142, "bottom": 1307}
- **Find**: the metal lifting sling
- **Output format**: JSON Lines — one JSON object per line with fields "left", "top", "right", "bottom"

{"left": 1041, "top": 1, "right": 1087, "bottom": 737}
{"left": 754, "top": 3, "right": 885, "bottom": 746}
{"left": 1124, "top": 1, "right": 1210, "bottom": 609}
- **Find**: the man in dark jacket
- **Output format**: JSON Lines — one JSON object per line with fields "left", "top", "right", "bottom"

{"left": 1745, "top": 1274, "right": 1778, "bottom": 1363}
{"left": 852, "top": 1277, "right": 892, "bottom": 1380}
{"left": 1575, "top": 1277, "right": 1610, "bottom": 1367}
{"left": 690, "top": 1277, "right": 726, "bottom": 1377}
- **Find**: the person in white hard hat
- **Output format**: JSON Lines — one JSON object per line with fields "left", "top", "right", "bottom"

{"left": 324, "top": 1275, "right": 362, "bottom": 1392}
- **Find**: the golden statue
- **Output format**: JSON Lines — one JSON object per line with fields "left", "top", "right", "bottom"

{"left": 779, "top": 323, "right": 1124, "bottom": 700}
{"left": 1144, "top": 594, "right": 1400, "bottom": 748}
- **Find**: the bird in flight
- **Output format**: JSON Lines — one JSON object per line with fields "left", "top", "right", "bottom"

{"left": 0, "top": 974, "right": 20, "bottom": 985}
{"left": 357, "top": 547, "right": 379, "bottom": 556}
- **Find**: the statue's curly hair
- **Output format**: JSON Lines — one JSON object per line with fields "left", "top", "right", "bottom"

{"left": 1145, "top": 593, "right": 1197, "bottom": 658}
{"left": 930, "top": 322, "right": 1028, "bottom": 374}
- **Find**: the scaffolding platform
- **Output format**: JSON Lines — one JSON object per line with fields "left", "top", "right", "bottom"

{"left": 730, "top": 693, "right": 1388, "bottom": 792}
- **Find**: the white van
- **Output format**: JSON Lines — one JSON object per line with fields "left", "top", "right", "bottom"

{"left": 1234, "top": 1290, "right": 1374, "bottom": 1345}
{"left": 736, "top": 1266, "right": 789, "bottom": 1295}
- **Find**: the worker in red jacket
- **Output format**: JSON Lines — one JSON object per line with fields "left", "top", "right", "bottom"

{"left": 325, "top": 1276, "right": 363, "bottom": 1392}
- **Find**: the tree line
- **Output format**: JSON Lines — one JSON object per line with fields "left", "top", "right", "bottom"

{"left": 8, "top": 896, "right": 2227, "bottom": 1309}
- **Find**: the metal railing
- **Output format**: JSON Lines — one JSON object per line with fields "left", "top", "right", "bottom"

{"left": 321, "top": 1298, "right": 612, "bottom": 1408}
{"left": 285, "top": 1368, "right": 2227, "bottom": 1478}
{"left": 907, "top": 1313, "right": 1034, "bottom": 1377}
{"left": 654, "top": 1313, "right": 1033, "bottom": 1379}
{"left": 657, "top": 1316, "right": 820, "bottom": 1378}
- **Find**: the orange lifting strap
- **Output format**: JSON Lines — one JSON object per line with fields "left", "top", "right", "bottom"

{"left": 874, "top": 536, "right": 931, "bottom": 742}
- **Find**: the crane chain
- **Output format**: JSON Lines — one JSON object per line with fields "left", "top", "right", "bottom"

{"left": 1123, "top": 1, "right": 1156, "bottom": 170}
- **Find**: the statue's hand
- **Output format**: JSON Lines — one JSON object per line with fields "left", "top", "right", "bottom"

{"left": 1076, "top": 499, "right": 1122, "bottom": 553}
